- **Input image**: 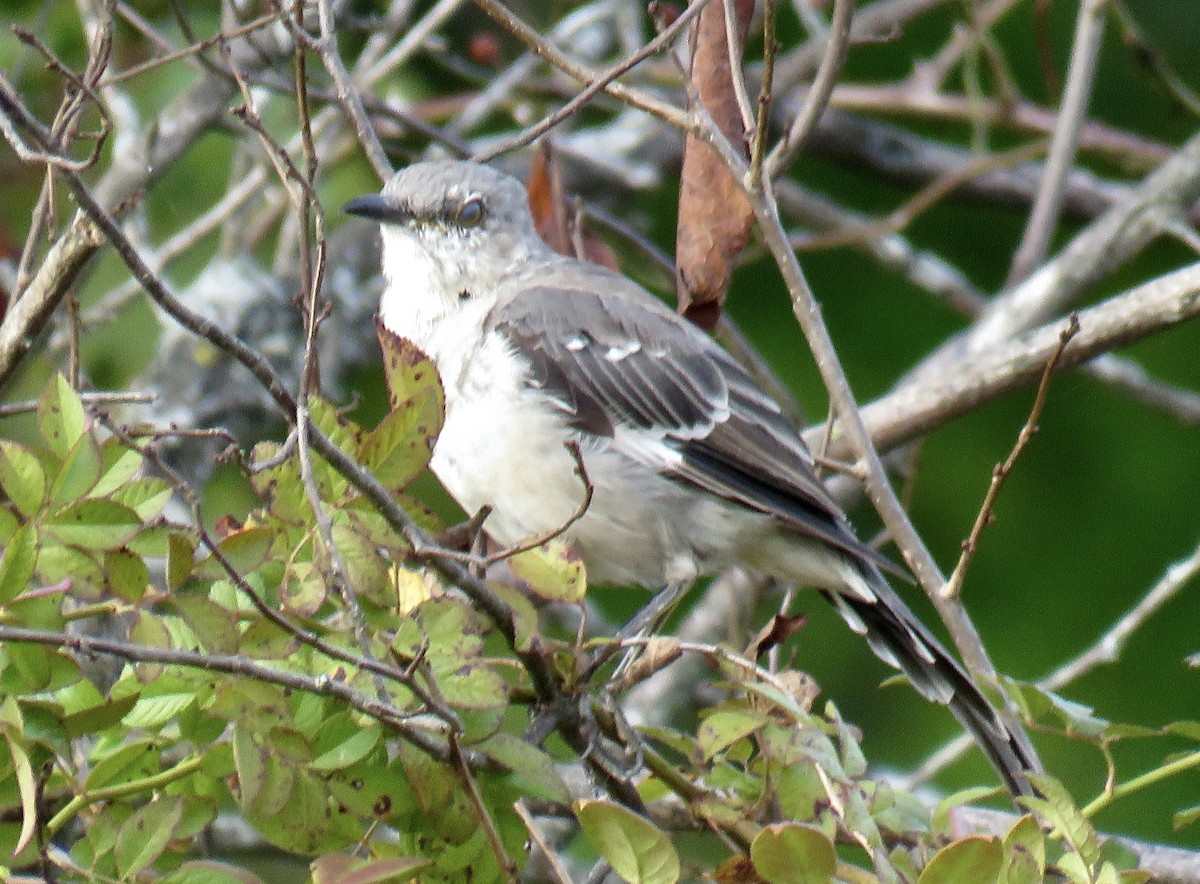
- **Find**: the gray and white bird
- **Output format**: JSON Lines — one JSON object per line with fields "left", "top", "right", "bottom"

{"left": 345, "top": 159, "right": 1037, "bottom": 796}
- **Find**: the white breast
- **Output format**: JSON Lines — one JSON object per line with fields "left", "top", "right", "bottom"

{"left": 377, "top": 232, "right": 767, "bottom": 587}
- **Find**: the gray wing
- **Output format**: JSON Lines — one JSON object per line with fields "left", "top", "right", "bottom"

{"left": 488, "top": 264, "right": 902, "bottom": 576}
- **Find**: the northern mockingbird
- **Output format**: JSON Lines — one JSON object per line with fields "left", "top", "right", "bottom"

{"left": 345, "top": 159, "right": 1037, "bottom": 796}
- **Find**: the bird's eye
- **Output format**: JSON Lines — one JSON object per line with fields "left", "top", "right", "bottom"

{"left": 457, "top": 196, "right": 485, "bottom": 228}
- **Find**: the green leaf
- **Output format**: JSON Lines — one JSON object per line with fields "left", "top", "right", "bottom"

{"left": 129, "top": 610, "right": 173, "bottom": 683}
{"left": 114, "top": 795, "right": 184, "bottom": 877}
{"left": 360, "top": 398, "right": 439, "bottom": 491}
{"left": 46, "top": 499, "right": 142, "bottom": 550}
{"left": 439, "top": 664, "right": 509, "bottom": 711}
{"left": 0, "top": 440, "right": 47, "bottom": 517}
{"left": 310, "top": 725, "right": 382, "bottom": 772}
{"left": 1002, "top": 814, "right": 1046, "bottom": 884}
{"left": 575, "top": 799, "right": 680, "bottom": 884}
{"left": 918, "top": 836, "right": 1004, "bottom": 884}
{"left": 479, "top": 732, "right": 571, "bottom": 803}
{"left": 0, "top": 699, "right": 38, "bottom": 859}
{"left": 196, "top": 526, "right": 274, "bottom": 580}
{"left": 37, "top": 373, "right": 88, "bottom": 461}
{"left": 508, "top": 539, "right": 587, "bottom": 603}
{"left": 92, "top": 441, "right": 143, "bottom": 497}
{"left": 489, "top": 581, "right": 540, "bottom": 652}
{"left": 933, "top": 785, "right": 1004, "bottom": 832}
{"left": 168, "top": 532, "right": 196, "bottom": 589}
{"left": 49, "top": 432, "right": 102, "bottom": 507}
{"left": 63, "top": 692, "right": 139, "bottom": 737}
{"left": 86, "top": 738, "right": 159, "bottom": 791}
{"left": 0, "top": 523, "right": 37, "bottom": 605}
{"left": 36, "top": 543, "right": 103, "bottom": 598}
{"left": 392, "top": 597, "right": 486, "bottom": 665}
{"left": 1175, "top": 804, "right": 1200, "bottom": 830}
{"left": 750, "top": 822, "right": 837, "bottom": 884}
{"left": 110, "top": 476, "right": 173, "bottom": 521}
{"left": 697, "top": 708, "right": 767, "bottom": 761}
{"left": 169, "top": 595, "right": 239, "bottom": 654}
{"left": 1020, "top": 774, "right": 1100, "bottom": 868}
{"left": 104, "top": 547, "right": 150, "bottom": 601}
{"left": 122, "top": 693, "right": 196, "bottom": 730}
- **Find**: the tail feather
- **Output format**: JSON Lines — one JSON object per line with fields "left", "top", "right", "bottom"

{"left": 824, "top": 565, "right": 1039, "bottom": 798}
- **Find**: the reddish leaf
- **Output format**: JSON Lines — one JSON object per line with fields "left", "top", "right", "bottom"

{"left": 527, "top": 143, "right": 620, "bottom": 269}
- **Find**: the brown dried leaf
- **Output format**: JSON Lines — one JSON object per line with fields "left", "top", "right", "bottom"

{"left": 527, "top": 143, "right": 620, "bottom": 270}
{"left": 618, "top": 636, "right": 683, "bottom": 688}
{"left": 528, "top": 143, "right": 571, "bottom": 256}
{"left": 745, "top": 611, "right": 808, "bottom": 661}
{"left": 676, "top": 0, "right": 756, "bottom": 329}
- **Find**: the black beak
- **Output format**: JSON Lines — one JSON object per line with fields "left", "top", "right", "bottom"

{"left": 343, "top": 193, "right": 401, "bottom": 222}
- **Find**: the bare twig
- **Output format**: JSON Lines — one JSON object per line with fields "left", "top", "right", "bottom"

{"left": 0, "top": 624, "right": 457, "bottom": 761}
{"left": 0, "top": 390, "right": 155, "bottom": 417}
{"left": 311, "top": 0, "right": 393, "bottom": 181}
{"left": 838, "top": 261, "right": 1200, "bottom": 456}
{"left": 943, "top": 315, "right": 1080, "bottom": 600}
{"left": 450, "top": 735, "right": 519, "bottom": 882}
{"left": 765, "top": 0, "right": 853, "bottom": 177}
{"left": 1006, "top": 0, "right": 1107, "bottom": 286}
{"left": 1043, "top": 533, "right": 1200, "bottom": 691}
{"left": 514, "top": 801, "right": 574, "bottom": 884}
{"left": 470, "top": 0, "right": 692, "bottom": 133}
{"left": 474, "top": 0, "right": 712, "bottom": 162}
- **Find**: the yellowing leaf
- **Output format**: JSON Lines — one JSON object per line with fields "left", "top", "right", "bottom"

{"left": 918, "top": 836, "right": 1004, "bottom": 884}
{"left": 575, "top": 799, "right": 680, "bottom": 884}
{"left": 750, "top": 823, "right": 837, "bottom": 884}
{"left": 508, "top": 539, "right": 586, "bottom": 603}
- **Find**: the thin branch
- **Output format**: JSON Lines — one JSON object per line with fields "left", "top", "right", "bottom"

{"left": 942, "top": 315, "right": 1080, "bottom": 600}
{"left": 311, "top": 0, "right": 393, "bottom": 181}
{"left": 765, "top": 0, "right": 853, "bottom": 177}
{"left": 1043, "top": 532, "right": 1200, "bottom": 691}
{"left": 696, "top": 105, "right": 1007, "bottom": 679}
{"left": 837, "top": 261, "right": 1200, "bottom": 456}
{"left": 791, "top": 138, "right": 1047, "bottom": 252}
{"left": 1006, "top": 0, "right": 1107, "bottom": 286}
{"left": 485, "top": 440, "right": 594, "bottom": 565}
{"left": 1083, "top": 750, "right": 1200, "bottom": 819}
{"left": 450, "top": 734, "right": 519, "bottom": 882}
{"left": 469, "top": 0, "right": 692, "bottom": 133}
{"left": 514, "top": 801, "right": 574, "bottom": 884}
{"left": 829, "top": 83, "right": 1174, "bottom": 168}
{"left": 0, "top": 624, "right": 455, "bottom": 761}
{"left": 474, "top": 0, "right": 711, "bottom": 163}
{"left": 0, "top": 390, "right": 153, "bottom": 418}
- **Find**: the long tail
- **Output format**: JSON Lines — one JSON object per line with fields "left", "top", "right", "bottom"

{"left": 824, "top": 564, "right": 1040, "bottom": 798}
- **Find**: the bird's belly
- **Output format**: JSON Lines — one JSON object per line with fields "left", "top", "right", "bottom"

{"left": 430, "top": 386, "right": 748, "bottom": 587}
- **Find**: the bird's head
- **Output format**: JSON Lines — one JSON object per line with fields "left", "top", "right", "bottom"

{"left": 345, "top": 160, "right": 543, "bottom": 309}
